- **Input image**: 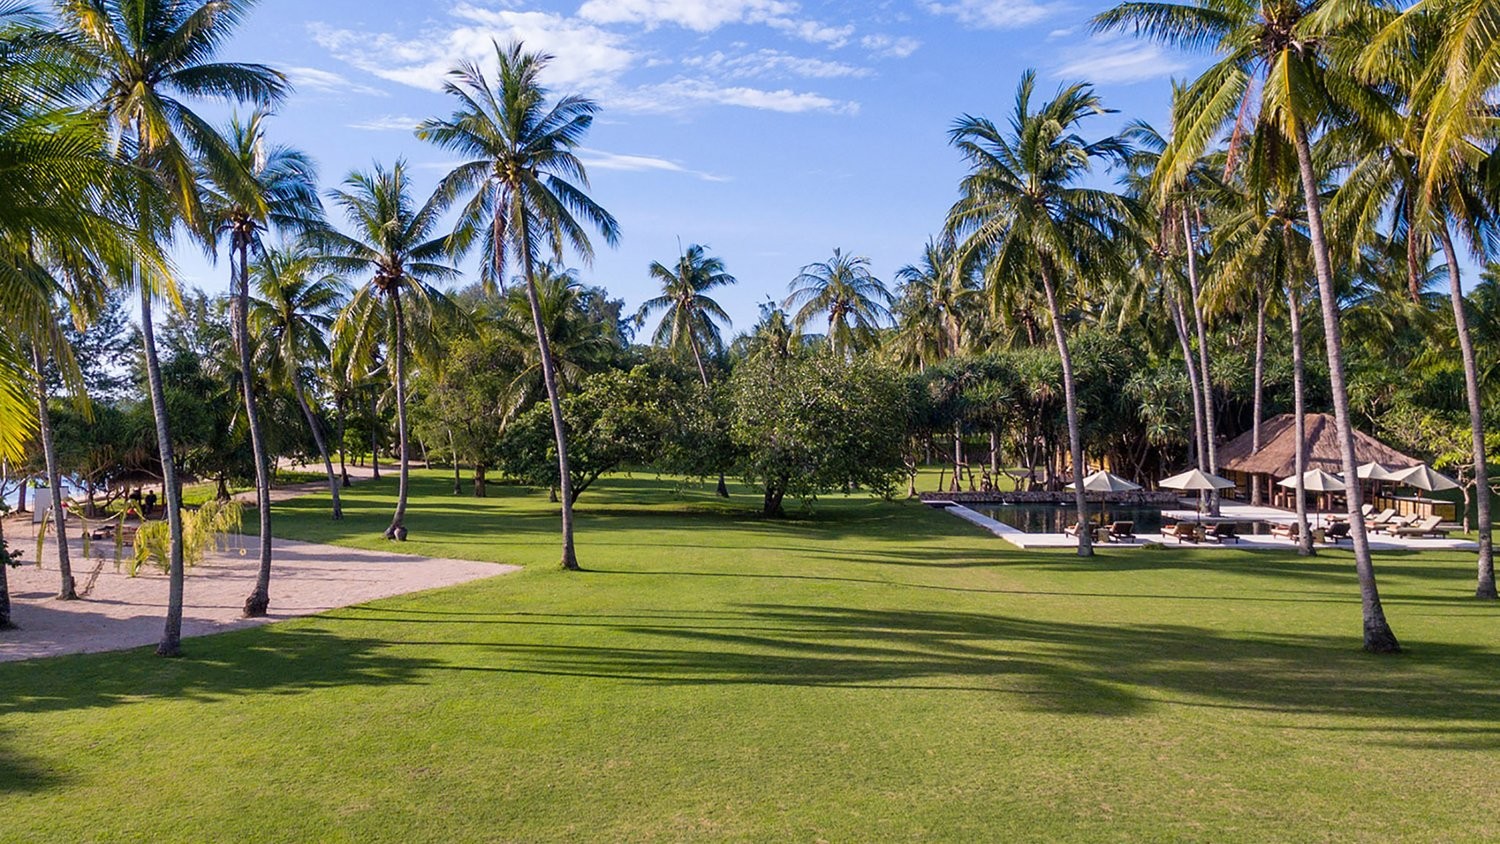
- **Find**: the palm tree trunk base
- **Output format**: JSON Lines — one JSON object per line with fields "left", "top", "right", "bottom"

{"left": 243, "top": 590, "right": 270, "bottom": 617}
{"left": 1362, "top": 624, "right": 1401, "bottom": 654}
{"left": 716, "top": 474, "right": 728, "bottom": 497}
{"left": 155, "top": 638, "right": 181, "bottom": 657}
{"left": 1475, "top": 582, "right": 1498, "bottom": 600}
{"left": 56, "top": 578, "right": 77, "bottom": 600}
{"left": 384, "top": 523, "right": 407, "bottom": 541}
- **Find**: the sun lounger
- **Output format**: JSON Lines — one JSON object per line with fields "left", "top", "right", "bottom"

{"left": 1389, "top": 516, "right": 1448, "bottom": 538}
{"left": 1323, "top": 522, "right": 1351, "bottom": 544}
{"left": 1204, "top": 522, "right": 1239, "bottom": 544}
{"left": 1377, "top": 514, "right": 1419, "bottom": 534}
{"left": 1163, "top": 522, "right": 1199, "bottom": 543}
{"left": 1270, "top": 522, "right": 1300, "bottom": 541}
{"left": 1108, "top": 521, "right": 1136, "bottom": 543}
{"left": 1364, "top": 508, "right": 1397, "bottom": 529}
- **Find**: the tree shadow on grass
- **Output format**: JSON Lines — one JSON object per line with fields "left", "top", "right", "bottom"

{"left": 0, "top": 726, "right": 66, "bottom": 795}
{"left": 0, "top": 626, "right": 444, "bottom": 719}
{"left": 381, "top": 602, "right": 1500, "bottom": 744}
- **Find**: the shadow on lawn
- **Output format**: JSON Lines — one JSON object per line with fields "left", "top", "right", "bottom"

{"left": 366, "top": 602, "right": 1500, "bottom": 747}
{"left": 0, "top": 726, "right": 64, "bottom": 795}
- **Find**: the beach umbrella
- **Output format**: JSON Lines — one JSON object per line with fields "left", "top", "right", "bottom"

{"left": 1279, "top": 468, "right": 1346, "bottom": 526}
{"left": 1388, "top": 463, "right": 1459, "bottom": 492}
{"left": 1159, "top": 468, "right": 1235, "bottom": 525}
{"left": 1356, "top": 462, "right": 1397, "bottom": 481}
{"left": 1067, "top": 470, "right": 1142, "bottom": 526}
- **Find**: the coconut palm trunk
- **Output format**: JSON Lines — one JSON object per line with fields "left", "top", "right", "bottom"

{"left": 141, "top": 283, "right": 187, "bottom": 656}
{"left": 1287, "top": 282, "right": 1313, "bottom": 556}
{"left": 368, "top": 391, "right": 381, "bottom": 480}
{"left": 1182, "top": 208, "right": 1219, "bottom": 514}
{"left": 688, "top": 335, "right": 729, "bottom": 497}
{"left": 1292, "top": 127, "right": 1398, "bottom": 652}
{"left": 1039, "top": 259, "right": 1091, "bottom": 556}
{"left": 336, "top": 396, "right": 350, "bottom": 486}
{"left": 30, "top": 339, "right": 75, "bottom": 599}
{"left": 1171, "top": 293, "right": 1207, "bottom": 471}
{"left": 519, "top": 232, "right": 579, "bottom": 569}
{"left": 1436, "top": 224, "right": 1495, "bottom": 598}
{"left": 235, "top": 242, "right": 275, "bottom": 617}
{"left": 290, "top": 369, "right": 342, "bottom": 519}
{"left": 386, "top": 291, "right": 410, "bottom": 541}
{"left": 1251, "top": 284, "right": 1267, "bottom": 506}
{"left": 0, "top": 517, "right": 11, "bottom": 628}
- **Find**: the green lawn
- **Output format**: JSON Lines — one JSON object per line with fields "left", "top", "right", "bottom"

{"left": 3, "top": 470, "right": 1498, "bottom": 841}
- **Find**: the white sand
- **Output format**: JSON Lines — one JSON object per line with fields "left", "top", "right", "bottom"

{"left": 0, "top": 532, "right": 515, "bottom": 662}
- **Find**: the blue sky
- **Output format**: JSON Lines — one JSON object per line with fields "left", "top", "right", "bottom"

{"left": 178, "top": 0, "right": 1206, "bottom": 334}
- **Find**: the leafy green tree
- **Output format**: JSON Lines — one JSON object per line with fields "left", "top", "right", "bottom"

{"left": 419, "top": 40, "right": 620, "bottom": 570}
{"left": 324, "top": 161, "right": 459, "bottom": 540}
{"left": 946, "top": 70, "right": 1132, "bottom": 557}
{"left": 730, "top": 352, "right": 908, "bottom": 516}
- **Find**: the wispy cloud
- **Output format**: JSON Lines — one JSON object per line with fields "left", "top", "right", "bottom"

{"left": 684, "top": 48, "right": 872, "bottom": 80}
{"left": 923, "top": 0, "right": 1056, "bottom": 29}
{"left": 613, "top": 78, "right": 859, "bottom": 115}
{"left": 348, "top": 114, "right": 422, "bottom": 131}
{"left": 286, "top": 66, "right": 387, "bottom": 97}
{"left": 579, "top": 148, "right": 730, "bottom": 181}
{"left": 1055, "top": 37, "right": 1188, "bottom": 84}
{"left": 860, "top": 34, "right": 921, "bottom": 59}
{"left": 577, "top": 0, "right": 853, "bottom": 46}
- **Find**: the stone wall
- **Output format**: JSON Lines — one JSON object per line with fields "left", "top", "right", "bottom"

{"left": 920, "top": 490, "right": 1181, "bottom": 506}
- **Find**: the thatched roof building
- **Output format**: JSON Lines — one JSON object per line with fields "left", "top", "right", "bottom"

{"left": 1218, "top": 413, "right": 1421, "bottom": 478}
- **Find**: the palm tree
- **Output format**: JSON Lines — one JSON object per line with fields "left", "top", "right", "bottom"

{"left": 893, "top": 237, "right": 977, "bottom": 363}
{"left": 1096, "top": 0, "right": 1403, "bottom": 652}
{"left": 946, "top": 70, "right": 1133, "bottom": 558}
{"left": 57, "top": 0, "right": 285, "bottom": 656}
{"left": 250, "top": 242, "right": 349, "bottom": 520}
{"left": 784, "top": 248, "right": 892, "bottom": 358}
{"left": 324, "top": 161, "right": 459, "bottom": 540}
{"left": 638, "top": 243, "right": 735, "bottom": 496}
{"left": 417, "top": 40, "right": 620, "bottom": 571}
{"left": 201, "top": 108, "right": 322, "bottom": 616}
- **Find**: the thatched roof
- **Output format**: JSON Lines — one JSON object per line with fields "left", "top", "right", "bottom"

{"left": 1218, "top": 413, "right": 1421, "bottom": 478}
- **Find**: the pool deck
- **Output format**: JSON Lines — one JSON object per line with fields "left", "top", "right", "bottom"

{"left": 943, "top": 502, "right": 1478, "bottom": 551}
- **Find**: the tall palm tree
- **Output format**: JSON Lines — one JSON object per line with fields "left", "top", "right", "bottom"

{"left": 638, "top": 243, "right": 735, "bottom": 496}
{"left": 1096, "top": 0, "right": 1403, "bottom": 652}
{"left": 784, "top": 248, "right": 892, "bottom": 358}
{"left": 250, "top": 242, "right": 349, "bottom": 520}
{"left": 58, "top": 0, "right": 285, "bottom": 656}
{"left": 324, "top": 161, "right": 458, "bottom": 540}
{"left": 417, "top": 40, "right": 620, "bottom": 571}
{"left": 946, "top": 70, "right": 1133, "bottom": 558}
{"left": 893, "top": 237, "right": 977, "bottom": 363}
{"left": 201, "top": 108, "right": 322, "bottom": 616}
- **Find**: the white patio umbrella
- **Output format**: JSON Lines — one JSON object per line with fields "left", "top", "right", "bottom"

{"left": 1278, "top": 468, "right": 1346, "bottom": 526}
{"left": 1159, "top": 469, "right": 1235, "bottom": 524}
{"left": 1356, "top": 462, "right": 1397, "bottom": 481}
{"left": 1067, "top": 470, "right": 1143, "bottom": 525}
{"left": 1388, "top": 463, "right": 1459, "bottom": 492}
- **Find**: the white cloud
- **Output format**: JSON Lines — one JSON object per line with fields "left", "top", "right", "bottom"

{"left": 577, "top": 0, "right": 796, "bottom": 31}
{"left": 923, "top": 0, "right": 1055, "bottom": 29}
{"left": 860, "top": 33, "right": 921, "bottom": 58}
{"left": 613, "top": 78, "right": 859, "bottom": 114}
{"left": 578, "top": 148, "right": 729, "bottom": 181}
{"left": 1055, "top": 37, "right": 1187, "bottom": 84}
{"left": 765, "top": 17, "right": 854, "bottom": 46}
{"left": 310, "top": 7, "right": 637, "bottom": 92}
{"left": 684, "top": 48, "right": 871, "bottom": 79}
{"left": 285, "top": 66, "right": 387, "bottom": 97}
{"left": 348, "top": 114, "right": 423, "bottom": 131}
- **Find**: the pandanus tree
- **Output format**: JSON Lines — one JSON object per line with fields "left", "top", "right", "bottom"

{"left": 201, "top": 108, "right": 322, "bottom": 616}
{"left": 945, "top": 70, "right": 1134, "bottom": 557}
{"left": 250, "top": 243, "right": 349, "bottom": 519}
{"left": 1096, "top": 0, "right": 1404, "bottom": 652}
{"left": 324, "top": 161, "right": 459, "bottom": 541}
{"left": 58, "top": 0, "right": 286, "bottom": 655}
{"left": 784, "top": 248, "right": 893, "bottom": 358}
{"left": 638, "top": 244, "right": 735, "bottom": 496}
{"left": 417, "top": 40, "right": 620, "bottom": 571}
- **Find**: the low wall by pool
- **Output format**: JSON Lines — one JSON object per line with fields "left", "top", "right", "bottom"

{"left": 921, "top": 490, "right": 1181, "bottom": 506}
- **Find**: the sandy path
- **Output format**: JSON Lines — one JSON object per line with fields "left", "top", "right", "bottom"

{"left": 1, "top": 504, "right": 515, "bottom": 662}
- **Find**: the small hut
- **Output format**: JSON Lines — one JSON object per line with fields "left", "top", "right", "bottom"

{"left": 1216, "top": 413, "right": 1449, "bottom": 517}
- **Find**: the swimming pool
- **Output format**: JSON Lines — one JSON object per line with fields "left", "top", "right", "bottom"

{"left": 967, "top": 503, "right": 1275, "bottom": 536}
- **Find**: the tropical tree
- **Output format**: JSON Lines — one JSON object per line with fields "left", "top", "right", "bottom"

{"left": 637, "top": 243, "right": 735, "bottom": 496}
{"left": 250, "top": 242, "right": 349, "bottom": 519}
{"left": 784, "top": 248, "right": 892, "bottom": 358}
{"left": 58, "top": 0, "right": 285, "bottom": 655}
{"left": 201, "top": 108, "right": 321, "bottom": 616}
{"left": 946, "top": 70, "right": 1133, "bottom": 557}
{"left": 417, "top": 40, "right": 620, "bottom": 571}
{"left": 891, "top": 237, "right": 977, "bottom": 368}
{"left": 324, "top": 161, "right": 458, "bottom": 540}
{"left": 1096, "top": 0, "right": 1403, "bottom": 652}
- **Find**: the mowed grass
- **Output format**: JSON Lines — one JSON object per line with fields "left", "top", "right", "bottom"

{"left": 3, "top": 470, "right": 1499, "bottom": 841}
